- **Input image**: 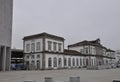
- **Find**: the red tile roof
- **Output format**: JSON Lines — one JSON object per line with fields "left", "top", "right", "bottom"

{"left": 64, "top": 49, "right": 84, "bottom": 56}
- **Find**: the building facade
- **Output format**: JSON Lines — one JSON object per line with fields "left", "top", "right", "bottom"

{"left": 68, "top": 39, "right": 115, "bottom": 69}
{"left": 0, "top": 0, "right": 13, "bottom": 71}
{"left": 23, "top": 33, "right": 115, "bottom": 70}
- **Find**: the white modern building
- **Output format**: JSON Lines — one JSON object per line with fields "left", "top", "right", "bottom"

{"left": 23, "top": 33, "right": 115, "bottom": 70}
{"left": 0, "top": 0, "right": 13, "bottom": 71}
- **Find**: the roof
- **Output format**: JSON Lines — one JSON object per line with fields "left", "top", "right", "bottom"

{"left": 11, "top": 49, "right": 24, "bottom": 58}
{"left": 23, "top": 32, "right": 65, "bottom": 41}
{"left": 106, "top": 49, "right": 115, "bottom": 52}
{"left": 11, "top": 49, "right": 23, "bottom": 52}
{"left": 68, "top": 38, "right": 106, "bottom": 49}
{"left": 64, "top": 49, "right": 84, "bottom": 56}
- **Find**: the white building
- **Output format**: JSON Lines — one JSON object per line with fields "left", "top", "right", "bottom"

{"left": 68, "top": 39, "right": 115, "bottom": 69}
{"left": 115, "top": 50, "right": 120, "bottom": 65}
{"left": 23, "top": 33, "right": 115, "bottom": 70}
{"left": 0, "top": 0, "right": 13, "bottom": 71}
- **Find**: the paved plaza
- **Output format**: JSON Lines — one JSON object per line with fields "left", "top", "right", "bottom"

{"left": 0, "top": 69, "right": 120, "bottom": 82}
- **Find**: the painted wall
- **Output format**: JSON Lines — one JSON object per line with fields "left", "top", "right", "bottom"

{"left": 45, "top": 38, "right": 64, "bottom": 52}
{"left": 69, "top": 45, "right": 96, "bottom": 55}
{"left": 24, "top": 38, "right": 43, "bottom": 53}
{"left": 25, "top": 53, "right": 42, "bottom": 69}
{"left": 45, "top": 53, "right": 87, "bottom": 69}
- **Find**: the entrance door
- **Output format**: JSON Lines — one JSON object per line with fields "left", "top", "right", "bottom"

{"left": 58, "top": 58, "right": 62, "bottom": 68}
{"left": 0, "top": 46, "right": 4, "bottom": 71}
{"left": 37, "top": 60, "right": 40, "bottom": 70}
{"left": 86, "top": 59, "right": 89, "bottom": 66}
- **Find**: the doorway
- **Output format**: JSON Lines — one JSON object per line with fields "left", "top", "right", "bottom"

{"left": 0, "top": 46, "right": 4, "bottom": 71}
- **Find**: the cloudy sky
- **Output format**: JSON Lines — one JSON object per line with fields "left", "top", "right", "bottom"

{"left": 12, "top": 0, "right": 120, "bottom": 50}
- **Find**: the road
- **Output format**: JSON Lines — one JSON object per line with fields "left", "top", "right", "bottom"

{"left": 0, "top": 68, "right": 120, "bottom": 82}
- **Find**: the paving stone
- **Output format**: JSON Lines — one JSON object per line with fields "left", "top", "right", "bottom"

{"left": 70, "top": 77, "right": 80, "bottom": 82}
{"left": 45, "top": 77, "right": 53, "bottom": 82}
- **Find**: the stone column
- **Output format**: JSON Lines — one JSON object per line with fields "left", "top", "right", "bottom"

{"left": 2, "top": 46, "right": 6, "bottom": 71}
{"left": 0, "top": 45, "right": 1, "bottom": 70}
{"left": 5, "top": 47, "right": 11, "bottom": 71}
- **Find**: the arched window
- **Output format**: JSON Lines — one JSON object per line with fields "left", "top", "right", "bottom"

{"left": 31, "top": 60, "right": 35, "bottom": 70}
{"left": 37, "top": 54, "right": 40, "bottom": 58}
{"left": 54, "top": 57, "right": 57, "bottom": 67}
{"left": 85, "top": 47, "right": 88, "bottom": 54}
{"left": 106, "top": 60, "right": 108, "bottom": 65}
{"left": 31, "top": 60, "right": 35, "bottom": 65}
{"left": 37, "top": 60, "right": 40, "bottom": 70}
{"left": 86, "top": 59, "right": 89, "bottom": 66}
{"left": 73, "top": 58, "right": 75, "bottom": 66}
{"left": 76, "top": 58, "right": 79, "bottom": 66}
{"left": 26, "top": 61, "right": 29, "bottom": 70}
{"left": 80, "top": 58, "right": 82, "bottom": 66}
{"left": 83, "top": 58, "right": 86, "bottom": 66}
{"left": 64, "top": 58, "right": 67, "bottom": 66}
{"left": 91, "top": 59, "right": 93, "bottom": 66}
{"left": 48, "top": 58, "right": 52, "bottom": 68}
{"left": 68, "top": 58, "right": 71, "bottom": 66}
{"left": 58, "top": 58, "right": 62, "bottom": 67}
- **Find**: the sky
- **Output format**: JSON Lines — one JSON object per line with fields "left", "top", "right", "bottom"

{"left": 12, "top": 0, "right": 120, "bottom": 50}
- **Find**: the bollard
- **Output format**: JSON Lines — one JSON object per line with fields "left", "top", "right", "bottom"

{"left": 23, "top": 80, "right": 36, "bottom": 82}
{"left": 70, "top": 77, "right": 80, "bottom": 82}
{"left": 113, "top": 80, "right": 120, "bottom": 82}
{"left": 45, "top": 77, "right": 53, "bottom": 82}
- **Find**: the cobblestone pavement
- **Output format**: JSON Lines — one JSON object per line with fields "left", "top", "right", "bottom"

{"left": 0, "top": 68, "right": 120, "bottom": 82}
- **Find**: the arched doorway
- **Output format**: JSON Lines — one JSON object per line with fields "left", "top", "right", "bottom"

{"left": 86, "top": 59, "right": 89, "bottom": 66}
{"left": 37, "top": 60, "right": 40, "bottom": 70}
{"left": 48, "top": 58, "right": 52, "bottom": 68}
{"left": 58, "top": 58, "right": 62, "bottom": 68}
{"left": 53, "top": 57, "right": 57, "bottom": 67}
{"left": 68, "top": 58, "right": 71, "bottom": 67}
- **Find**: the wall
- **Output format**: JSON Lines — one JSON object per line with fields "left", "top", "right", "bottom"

{"left": 24, "top": 38, "right": 43, "bottom": 53}
{"left": 0, "top": 0, "right": 13, "bottom": 46}
{"left": 45, "top": 38, "right": 64, "bottom": 52}
{"left": 45, "top": 53, "right": 88, "bottom": 69}
{"left": 69, "top": 45, "right": 96, "bottom": 55}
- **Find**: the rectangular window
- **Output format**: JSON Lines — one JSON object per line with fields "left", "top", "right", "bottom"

{"left": 31, "top": 55, "right": 34, "bottom": 59}
{"left": 48, "top": 41, "right": 52, "bottom": 51}
{"left": 53, "top": 42, "right": 57, "bottom": 51}
{"left": 94, "top": 48, "right": 96, "bottom": 55}
{"left": 58, "top": 43, "right": 62, "bottom": 52}
{"left": 26, "top": 44, "right": 30, "bottom": 52}
{"left": 36, "top": 42, "right": 40, "bottom": 51}
{"left": 37, "top": 54, "right": 40, "bottom": 58}
{"left": 64, "top": 58, "right": 67, "bottom": 66}
{"left": 31, "top": 43, "right": 35, "bottom": 52}
{"left": 26, "top": 55, "right": 29, "bottom": 59}
{"left": 85, "top": 47, "right": 88, "bottom": 54}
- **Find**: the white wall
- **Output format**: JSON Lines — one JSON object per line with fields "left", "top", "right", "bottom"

{"left": 45, "top": 38, "right": 64, "bottom": 52}
{"left": 24, "top": 38, "right": 43, "bottom": 53}
{"left": 69, "top": 45, "right": 96, "bottom": 55}
{"left": 25, "top": 53, "right": 43, "bottom": 69}
{"left": 115, "top": 53, "right": 120, "bottom": 62}
{"left": 45, "top": 53, "right": 64, "bottom": 69}
{"left": 45, "top": 53, "right": 86, "bottom": 69}
{"left": 69, "top": 46, "right": 83, "bottom": 53}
